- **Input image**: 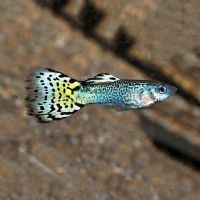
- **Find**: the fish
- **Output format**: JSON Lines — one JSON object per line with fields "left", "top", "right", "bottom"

{"left": 26, "top": 68, "right": 177, "bottom": 122}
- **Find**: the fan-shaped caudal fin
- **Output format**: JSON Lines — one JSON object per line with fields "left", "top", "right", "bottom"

{"left": 26, "top": 68, "right": 84, "bottom": 122}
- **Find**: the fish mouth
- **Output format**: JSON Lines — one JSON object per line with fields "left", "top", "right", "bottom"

{"left": 169, "top": 86, "right": 177, "bottom": 95}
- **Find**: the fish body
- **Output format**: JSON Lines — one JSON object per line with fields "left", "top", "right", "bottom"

{"left": 76, "top": 80, "right": 168, "bottom": 109}
{"left": 26, "top": 68, "right": 177, "bottom": 122}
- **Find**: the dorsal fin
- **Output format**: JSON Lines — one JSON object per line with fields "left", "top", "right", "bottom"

{"left": 85, "top": 73, "right": 120, "bottom": 84}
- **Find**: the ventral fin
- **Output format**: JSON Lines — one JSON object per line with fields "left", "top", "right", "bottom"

{"left": 85, "top": 73, "right": 120, "bottom": 84}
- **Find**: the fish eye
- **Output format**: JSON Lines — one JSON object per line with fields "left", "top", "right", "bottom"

{"left": 158, "top": 85, "right": 167, "bottom": 94}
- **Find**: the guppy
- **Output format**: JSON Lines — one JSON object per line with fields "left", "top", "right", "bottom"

{"left": 26, "top": 68, "right": 177, "bottom": 122}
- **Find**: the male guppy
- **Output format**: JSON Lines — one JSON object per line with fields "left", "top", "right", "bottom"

{"left": 26, "top": 68, "right": 177, "bottom": 122}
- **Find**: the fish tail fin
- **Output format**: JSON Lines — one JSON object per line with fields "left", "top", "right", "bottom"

{"left": 26, "top": 68, "right": 85, "bottom": 122}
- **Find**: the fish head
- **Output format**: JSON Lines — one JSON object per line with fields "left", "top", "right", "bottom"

{"left": 151, "top": 83, "right": 177, "bottom": 102}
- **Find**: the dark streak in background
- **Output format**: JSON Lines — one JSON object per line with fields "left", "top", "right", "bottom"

{"left": 140, "top": 114, "right": 200, "bottom": 171}
{"left": 33, "top": 0, "right": 200, "bottom": 169}
{"left": 35, "top": 0, "right": 200, "bottom": 107}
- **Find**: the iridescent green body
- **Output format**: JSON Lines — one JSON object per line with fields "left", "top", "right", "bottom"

{"left": 26, "top": 68, "right": 177, "bottom": 122}
{"left": 76, "top": 81, "right": 158, "bottom": 109}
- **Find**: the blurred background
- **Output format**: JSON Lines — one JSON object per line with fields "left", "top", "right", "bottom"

{"left": 0, "top": 0, "right": 200, "bottom": 199}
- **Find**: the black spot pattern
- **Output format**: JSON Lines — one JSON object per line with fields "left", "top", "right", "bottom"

{"left": 85, "top": 73, "right": 119, "bottom": 84}
{"left": 26, "top": 68, "right": 85, "bottom": 122}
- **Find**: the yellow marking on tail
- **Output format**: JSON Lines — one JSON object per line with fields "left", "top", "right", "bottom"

{"left": 70, "top": 82, "right": 80, "bottom": 89}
